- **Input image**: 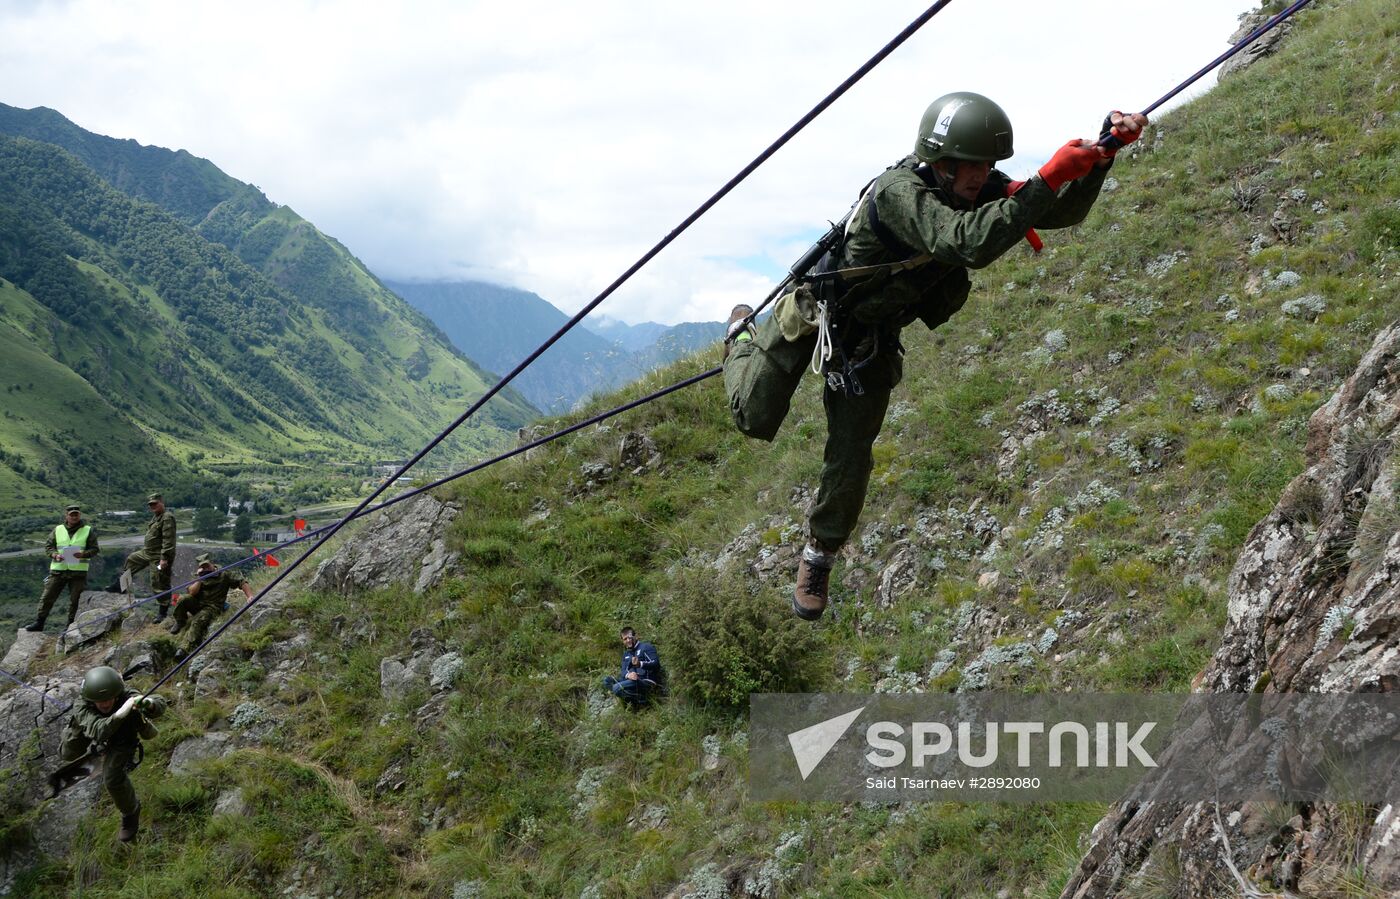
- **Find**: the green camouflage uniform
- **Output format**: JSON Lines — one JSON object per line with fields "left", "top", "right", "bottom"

{"left": 59, "top": 689, "right": 167, "bottom": 816}
{"left": 122, "top": 509, "right": 177, "bottom": 610}
{"left": 35, "top": 520, "right": 99, "bottom": 627}
{"left": 173, "top": 570, "right": 245, "bottom": 654}
{"left": 725, "top": 157, "right": 1109, "bottom": 548}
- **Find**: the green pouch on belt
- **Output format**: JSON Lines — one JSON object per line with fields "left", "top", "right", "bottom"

{"left": 775, "top": 284, "right": 821, "bottom": 342}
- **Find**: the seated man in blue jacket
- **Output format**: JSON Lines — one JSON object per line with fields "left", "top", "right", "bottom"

{"left": 603, "top": 626, "right": 663, "bottom": 708}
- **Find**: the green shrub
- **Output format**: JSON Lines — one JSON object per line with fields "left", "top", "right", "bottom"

{"left": 663, "top": 569, "right": 829, "bottom": 709}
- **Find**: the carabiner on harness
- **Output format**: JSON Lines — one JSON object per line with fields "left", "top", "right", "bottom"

{"left": 809, "top": 298, "right": 865, "bottom": 397}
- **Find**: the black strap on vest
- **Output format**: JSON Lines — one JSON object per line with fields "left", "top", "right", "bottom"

{"left": 864, "top": 160, "right": 940, "bottom": 258}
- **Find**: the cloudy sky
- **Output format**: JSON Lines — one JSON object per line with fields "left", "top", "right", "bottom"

{"left": 2, "top": 0, "right": 1259, "bottom": 325}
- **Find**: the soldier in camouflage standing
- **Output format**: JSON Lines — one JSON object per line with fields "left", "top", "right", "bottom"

{"left": 105, "top": 492, "right": 177, "bottom": 622}
{"left": 25, "top": 503, "right": 99, "bottom": 632}
{"left": 169, "top": 553, "right": 252, "bottom": 661}
{"left": 723, "top": 92, "right": 1146, "bottom": 620}
{"left": 54, "top": 666, "right": 167, "bottom": 843}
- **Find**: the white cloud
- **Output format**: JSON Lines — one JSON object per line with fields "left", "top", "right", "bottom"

{"left": 2, "top": 0, "right": 1259, "bottom": 324}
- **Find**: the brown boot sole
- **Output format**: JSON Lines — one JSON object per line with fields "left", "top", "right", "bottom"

{"left": 791, "top": 594, "right": 826, "bottom": 621}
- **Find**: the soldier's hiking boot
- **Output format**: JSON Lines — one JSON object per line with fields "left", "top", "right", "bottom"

{"left": 167, "top": 620, "right": 183, "bottom": 635}
{"left": 793, "top": 541, "right": 838, "bottom": 621}
{"left": 103, "top": 580, "right": 123, "bottom": 594}
{"left": 23, "top": 620, "right": 44, "bottom": 632}
{"left": 153, "top": 607, "right": 167, "bottom": 624}
{"left": 118, "top": 808, "right": 140, "bottom": 843}
{"left": 723, "top": 304, "right": 755, "bottom": 361}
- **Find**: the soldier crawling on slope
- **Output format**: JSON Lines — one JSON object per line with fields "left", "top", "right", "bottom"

{"left": 169, "top": 553, "right": 253, "bottom": 661}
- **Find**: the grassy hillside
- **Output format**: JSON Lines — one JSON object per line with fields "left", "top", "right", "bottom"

{"left": 8, "top": 0, "right": 1400, "bottom": 895}
{"left": 0, "top": 132, "right": 535, "bottom": 517}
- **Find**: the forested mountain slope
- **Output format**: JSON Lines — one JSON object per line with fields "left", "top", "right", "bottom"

{"left": 0, "top": 112, "right": 535, "bottom": 515}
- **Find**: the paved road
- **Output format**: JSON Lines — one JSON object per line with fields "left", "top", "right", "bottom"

{"left": 0, "top": 532, "right": 242, "bottom": 562}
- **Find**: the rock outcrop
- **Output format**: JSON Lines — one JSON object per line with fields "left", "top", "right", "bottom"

{"left": 59, "top": 590, "right": 156, "bottom": 653}
{"left": 378, "top": 629, "right": 463, "bottom": 704}
{"left": 1219, "top": 5, "right": 1296, "bottom": 81}
{"left": 1, "top": 629, "right": 49, "bottom": 679}
{"left": 310, "top": 493, "right": 461, "bottom": 595}
{"left": 0, "top": 674, "right": 85, "bottom": 889}
{"left": 1062, "top": 323, "right": 1400, "bottom": 897}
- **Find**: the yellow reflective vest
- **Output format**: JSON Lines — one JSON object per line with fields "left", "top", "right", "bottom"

{"left": 51, "top": 524, "right": 92, "bottom": 572}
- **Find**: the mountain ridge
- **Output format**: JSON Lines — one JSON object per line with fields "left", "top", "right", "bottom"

{"left": 391, "top": 278, "right": 724, "bottom": 413}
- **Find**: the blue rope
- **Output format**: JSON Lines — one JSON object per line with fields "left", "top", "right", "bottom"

{"left": 0, "top": 664, "right": 69, "bottom": 714}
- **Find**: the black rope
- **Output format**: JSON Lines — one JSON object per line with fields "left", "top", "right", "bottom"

{"left": 1143, "top": 0, "right": 1314, "bottom": 116}
{"left": 1101, "top": 0, "right": 1316, "bottom": 150}
{"left": 145, "top": 365, "right": 726, "bottom": 692}
{"left": 140, "top": 2, "right": 958, "bottom": 695}
{"left": 80, "top": 277, "right": 799, "bottom": 649}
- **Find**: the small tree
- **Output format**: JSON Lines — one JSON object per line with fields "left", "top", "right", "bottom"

{"left": 662, "top": 567, "right": 830, "bottom": 709}
{"left": 192, "top": 507, "right": 226, "bottom": 540}
{"left": 232, "top": 512, "right": 253, "bottom": 544}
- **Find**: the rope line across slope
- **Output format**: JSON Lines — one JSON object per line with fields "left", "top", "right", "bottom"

{"left": 141, "top": 2, "right": 962, "bottom": 694}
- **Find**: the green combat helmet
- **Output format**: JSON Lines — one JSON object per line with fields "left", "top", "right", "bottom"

{"left": 80, "top": 666, "right": 125, "bottom": 703}
{"left": 915, "top": 91, "right": 1014, "bottom": 164}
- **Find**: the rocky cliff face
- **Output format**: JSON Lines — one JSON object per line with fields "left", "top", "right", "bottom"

{"left": 1062, "top": 323, "right": 1400, "bottom": 898}
{"left": 310, "top": 494, "right": 461, "bottom": 595}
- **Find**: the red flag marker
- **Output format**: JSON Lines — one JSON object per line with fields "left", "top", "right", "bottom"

{"left": 294, "top": 518, "right": 306, "bottom": 534}
{"left": 253, "top": 547, "right": 261, "bottom": 557}
{"left": 265, "top": 554, "right": 280, "bottom": 567}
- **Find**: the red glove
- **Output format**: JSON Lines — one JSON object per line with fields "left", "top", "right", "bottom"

{"left": 1005, "top": 181, "right": 1044, "bottom": 252}
{"left": 1038, "top": 140, "right": 1102, "bottom": 192}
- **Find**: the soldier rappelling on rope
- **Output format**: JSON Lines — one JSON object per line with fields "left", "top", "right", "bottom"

{"left": 723, "top": 93, "right": 1146, "bottom": 620}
